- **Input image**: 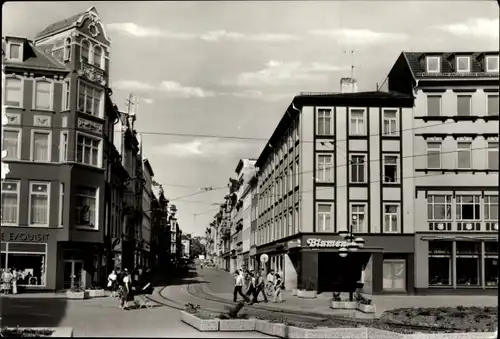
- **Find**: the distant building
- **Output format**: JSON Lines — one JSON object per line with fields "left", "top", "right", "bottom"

{"left": 181, "top": 235, "right": 190, "bottom": 258}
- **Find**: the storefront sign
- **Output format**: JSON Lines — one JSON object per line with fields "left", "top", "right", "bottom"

{"left": 306, "top": 238, "right": 353, "bottom": 248}
{"left": 1, "top": 232, "right": 48, "bottom": 242}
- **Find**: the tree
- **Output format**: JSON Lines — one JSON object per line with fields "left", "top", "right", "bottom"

{"left": 190, "top": 237, "right": 206, "bottom": 258}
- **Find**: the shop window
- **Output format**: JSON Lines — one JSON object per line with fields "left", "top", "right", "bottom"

{"left": 8, "top": 252, "right": 46, "bottom": 286}
{"left": 484, "top": 241, "right": 498, "bottom": 287}
{"left": 456, "top": 195, "right": 481, "bottom": 221}
{"left": 428, "top": 241, "right": 452, "bottom": 286}
{"left": 383, "top": 259, "right": 406, "bottom": 291}
{"left": 456, "top": 241, "right": 480, "bottom": 286}
{"left": 427, "top": 195, "right": 452, "bottom": 221}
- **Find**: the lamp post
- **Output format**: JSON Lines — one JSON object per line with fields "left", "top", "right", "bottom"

{"left": 337, "top": 217, "right": 365, "bottom": 301}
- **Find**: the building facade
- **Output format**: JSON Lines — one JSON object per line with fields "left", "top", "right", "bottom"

{"left": 388, "top": 51, "right": 499, "bottom": 294}
{"left": 140, "top": 158, "right": 154, "bottom": 267}
{"left": 2, "top": 7, "right": 115, "bottom": 290}
{"left": 181, "top": 234, "right": 191, "bottom": 258}
{"left": 253, "top": 80, "right": 416, "bottom": 294}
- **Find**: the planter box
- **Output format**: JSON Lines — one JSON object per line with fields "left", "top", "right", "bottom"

{"left": 2, "top": 327, "right": 73, "bottom": 337}
{"left": 367, "top": 328, "right": 405, "bottom": 339}
{"left": 87, "top": 289, "right": 105, "bottom": 298}
{"left": 330, "top": 301, "right": 346, "bottom": 309}
{"left": 404, "top": 333, "right": 497, "bottom": 339}
{"left": 297, "top": 290, "right": 317, "bottom": 299}
{"left": 180, "top": 311, "right": 219, "bottom": 332}
{"left": 66, "top": 291, "right": 89, "bottom": 300}
{"left": 311, "top": 327, "right": 370, "bottom": 339}
{"left": 255, "top": 319, "right": 274, "bottom": 336}
{"left": 356, "top": 303, "right": 376, "bottom": 314}
{"left": 271, "top": 323, "right": 288, "bottom": 338}
{"left": 287, "top": 325, "right": 308, "bottom": 339}
{"left": 219, "top": 318, "right": 256, "bottom": 331}
{"left": 344, "top": 301, "right": 357, "bottom": 309}
{"left": 291, "top": 289, "right": 298, "bottom": 296}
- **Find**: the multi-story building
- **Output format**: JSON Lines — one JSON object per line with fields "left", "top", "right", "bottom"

{"left": 253, "top": 78, "right": 415, "bottom": 294}
{"left": 249, "top": 177, "right": 259, "bottom": 271}
{"left": 181, "top": 234, "right": 191, "bottom": 258}
{"left": 388, "top": 51, "right": 499, "bottom": 294}
{"left": 1, "top": 7, "right": 116, "bottom": 290}
{"left": 140, "top": 158, "right": 154, "bottom": 267}
{"left": 151, "top": 184, "right": 170, "bottom": 272}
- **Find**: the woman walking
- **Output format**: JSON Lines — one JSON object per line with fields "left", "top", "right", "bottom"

{"left": 273, "top": 273, "right": 283, "bottom": 303}
{"left": 107, "top": 270, "right": 118, "bottom": 297}
{"left": 119, "top": 268, "right": 133, "bottom": 310}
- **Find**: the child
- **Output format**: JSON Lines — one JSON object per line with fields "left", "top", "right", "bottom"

{"left": 273, "top": 273, "right": 283, "bottom": 303}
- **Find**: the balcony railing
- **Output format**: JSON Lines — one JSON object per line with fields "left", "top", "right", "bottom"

{"left": 80, "top": 61, "right": 106, "bottom": 86}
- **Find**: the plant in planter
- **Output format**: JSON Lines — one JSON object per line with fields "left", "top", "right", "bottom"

{"left": 66, "top": 280, "right": 89, "bottom": 300}
{"left": 297, "top": 278, "right": 317, "bottom": 298}
{"left": 218, "top": 302, "right": 256, "bottom": 331}
{"left": 354, "top": 292, "right": 375, "bottom": 313}
{"left": 330, "top": 292, "right": 346, "bottom": 309}
{"left": 185, "top": 303, "right": 201, "bottom": 314}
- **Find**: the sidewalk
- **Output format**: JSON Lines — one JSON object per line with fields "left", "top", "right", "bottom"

{"left": 196, "top": 267, "right": 498, "bottom": 318}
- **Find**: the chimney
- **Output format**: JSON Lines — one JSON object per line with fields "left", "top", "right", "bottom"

{"left": 340, "top": 77, "right": 358, "bottom": 93}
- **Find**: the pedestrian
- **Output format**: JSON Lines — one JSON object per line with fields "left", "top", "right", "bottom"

{"left": 266, "top": 269, "right": 275, "bottom": 292}
{"left": 253, "top": 270, "right": 268, "bottom": 303}
{"left": 233, "top": 270, "right": 248, "bottom": 303}
{"left": 245, "top": 271, "right": 256, "bottom": 305}
{"left": 119, "top": 268, "right": 133, "bottom": 310}
{"left": 107, "top": 270, "right": 118, "bottom": 297}
{"left": 273, "top": 273, "right": 283, "bottom": 303}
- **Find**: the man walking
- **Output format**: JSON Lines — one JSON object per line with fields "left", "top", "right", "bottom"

{"left": 253, "top": 270, "right": 268, "bottom": 303}
{"left": 233, "top": 270, "right": 248, "bottom": 303}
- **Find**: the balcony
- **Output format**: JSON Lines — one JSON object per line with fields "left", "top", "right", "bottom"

{"left": 79, "top": 61, "right": 107, "bottom": 86}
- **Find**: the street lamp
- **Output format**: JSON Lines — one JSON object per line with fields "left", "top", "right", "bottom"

{"left": 337, "top": 216, "right": 365, "bottom": 258}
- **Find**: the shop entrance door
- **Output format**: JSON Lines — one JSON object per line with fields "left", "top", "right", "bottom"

{"left": 63, "top": 260, "right": 83, "bottom": 289}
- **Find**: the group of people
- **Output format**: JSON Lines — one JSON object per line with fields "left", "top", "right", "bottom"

{"left": 107, "top": 267, "right": 153, "bottom": 310}
{"left": 0, "top": 268, "right": 37, "bottom": 294}
{"left": 233, "top": 268, "right": 283, "bottom": 304}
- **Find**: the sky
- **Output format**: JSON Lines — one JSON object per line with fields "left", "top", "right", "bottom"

{"left": 2, "top": 1, "right": 498, "bottom": 237}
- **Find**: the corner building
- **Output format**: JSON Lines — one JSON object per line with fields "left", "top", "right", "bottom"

{"left": 2, "top": 7, "right": 115, "bottom": 290}
{"left": 388, "top": 51, "right": 499, "bottom": 294}
{"left": 253, "top": 81, "right": 416, "bottom": 295}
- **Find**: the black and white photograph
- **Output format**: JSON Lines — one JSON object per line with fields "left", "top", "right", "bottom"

{"left": 1, "top": 1, "right": 498, "bottom": 338}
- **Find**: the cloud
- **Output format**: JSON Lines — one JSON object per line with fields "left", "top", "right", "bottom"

{"left": 154, "top": 138, "right": 250, "bottom": 158}
{"left": 107, "top": 23, "right": 298, "bottom": 42}
{"left": 107, "top": 22, "right": 195, "bottom": 39}
{"left": 232, "top": 90, "right": 291, "bottom": 102}
{"left": 236, "top": 60, "right": 349, "bottom": 86}
{"left": 113, "top": 80, "right": 215, "bottom": 98}
{"left": 436, "top": 18, "right": 499, "bottom": 39}
{"left": 309, "top": 28, "right": 408, "bottom": 45}
{"left": 141, "top": 98, "right": 155, "bottom": 105}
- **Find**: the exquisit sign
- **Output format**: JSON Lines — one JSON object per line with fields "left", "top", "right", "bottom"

{"left": 306, "top": 238, "right": 354, "bottom": 248}
{"left": 1, "top": 232, "right": 49, "bottom": 242}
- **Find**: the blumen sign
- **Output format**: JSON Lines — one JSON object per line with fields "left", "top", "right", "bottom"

{"left": 306, "top": 238, "right": 353, "bottom": 248}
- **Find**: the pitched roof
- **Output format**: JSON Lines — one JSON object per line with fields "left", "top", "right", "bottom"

{"left": 35, "top": 12, "right": 85, "bottom": 39}
{"left": 402, "top": 51, "right": 499, "bottom": 79}
{"left": 4, "top": 41, "right": 69, "bottom": 72}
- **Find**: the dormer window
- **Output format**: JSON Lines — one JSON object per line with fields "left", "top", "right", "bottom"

{"left": 486, "top": 56, "right": 499, "bottom": 72}
{"left": 426, "top": 56, "right": 440, "bottom": 73}
{"left": 8, "top": 43, "right": 22, "bottom": 61}
{"left": 456, "top": 56, "right": 471, "bottom": 73}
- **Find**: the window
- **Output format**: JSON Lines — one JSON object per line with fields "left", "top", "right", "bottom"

{"left": 29, "top": 182, "right": 50, "bottom": 226}
{"left": 351, "top": 204, "right": 366, "bottom": 233}
{"left": 78, "top": 82, "right": 103, "bottom": 117}
{"left": 34, "top": 80, "right": 52, "bottom": 110}
{"left": 317, "top": 109, "right": 333, "bottom": 135}
{"left": 456, "top": 195, "right": 481, "bottom": 221}
{"left": 59, "top": 183, "right": 65, "bottom": 227}
{"left": 59, "top": 132, "right": 68, "bottom": 162}
{"left": 294, "top": 206, "right": 299, "bottom": 233}
{"left": 75, "top": 186, "right": 98, "bottom": 228}
{"left": 63, "top": 81, "right": 70, "bottom": 110}
{"left": 427, "top": 195, "right": 452, "bottom": 221}
{"left": 456, "top": 56, "right": 471, "bottom": 73}
{"left": 383, "top": 155, "right": 398, "bottom": 183}
{"left": 295, "top": 159, "right": 299, "bottom": 188}
{"left": 486, "top": 56, "right": 499, "bottom": 72}
{"left": 428, "top": 241, "right": 452, "bottom": 286}
{"left": 3, "top": 128, "right": 21, "bottom": 160}
{"left": 93, "top": 45, "right": 102, "bottom": 68}
{"left": 456, "top": 241, "right": 480, "bottom": 286}
{"left": 64, "top": 38, "right": 71, "bottom": 61}
{"left": 350, "top": 155, "right": 366, "bottom": 183}
{"left": 1, "top": 181, "right": 20, "bottom": 225}
{"left": 288, "top": 209, "right": 293, "bottom": 236}
{"left": 383, "top": 110, "right": 398, "bottom": 136}
{"left": 9, "top": 43, "right": 21, "bottom": 59}
{"left": 426, "top": 56, "right": 440, "bottom": 73}
{"left": 317, "top": 204, "right": 333, "bottom": 232}
{"left": 484, "top": 242, "right": 498, "bottom": 287}
{"left": 81, "top": 40, "right": 90, "bottom": 63}
{"left": 488, "top": 142, "right": 498, "bottom": 170}
{"left": 456, "top": 142, "right": 472, "bottom": 169}
{"left": 383, "top": 260, "right": 406, "bottom": 291}
{"left": 31, "top": 131, "right": 51, "bottom": 162}
{"left": 7, "top": 252, "right": 47, "bottom": 286}
{"left": 317, "top": 154, "right": 333, "bottom": 182}
{"left": 350, "top": 109, "right": 365, "bottom": 135}
{"left": 427, "top": 96, "right": 441, "bottom": 117}
{"left": 76, "top": 133, "right": 101, "bottom": 167}
{"left": 426, "top": 142, "right": 441, "bottom": 169}
{"left": 5, "top": 78, "right": 22, "bottom": 107}
{"left": 383, "top": 204, "right": 399, "bottom": 233}
{"left": 484, "top": 196, "right": 498, "bottom": 221}
{"left": 487, "top": 95, "right": 499, "bottom": 116}
{"left": 457, "top": 95, "right": 471, "bottom": 116}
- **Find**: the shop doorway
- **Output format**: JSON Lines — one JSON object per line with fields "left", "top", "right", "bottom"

{"left": 63, "top": 259, "right": 83, "bottom": 289}
{"left": 318, "top": 252, "right": 368, "bottom": 293}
